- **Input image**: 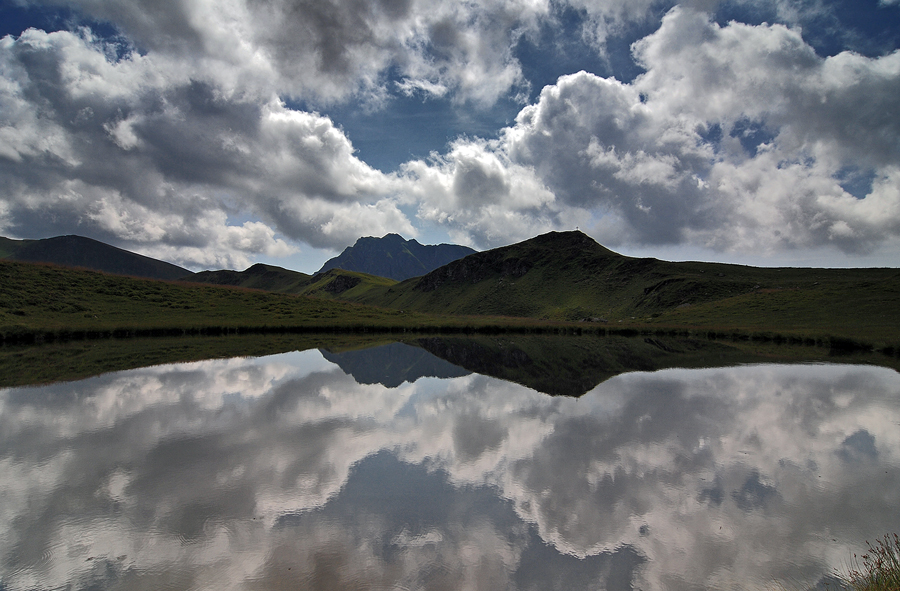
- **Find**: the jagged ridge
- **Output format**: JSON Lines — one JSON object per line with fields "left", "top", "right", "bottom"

{"left": 317, "top": 233, "right": 477, "bottom": 281}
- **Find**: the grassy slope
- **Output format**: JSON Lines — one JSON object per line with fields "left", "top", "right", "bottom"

{"left": 0, "top": 259, "right": 447, "bottom": 338}
{"left": 0, "top": 237, "right": 26, "bottom": 259}
{"left": 296, "top": 269, "right": 398, "bottom": 299}
{"left": 3, "top": 230, "right": 899, "bottom": 349}
{"left": 1, "top": 235, "right": 192, "bottom": 280}
{"left": 2, "top": 257, "right": 898, "bottom": 388}
{"left": 651, "top": 277, "right": 900, "bottom": 340}
{"left": 340, "top": 231, "right": 900, "bottom": 345}
{"left": 186, "top": 264, "right": 398, "bottom": 298}
{"left": 187, "top": 263, "right": 312, "bottom": 292}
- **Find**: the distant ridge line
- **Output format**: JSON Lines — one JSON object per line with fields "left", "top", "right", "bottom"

{"left": 0, "top": 234, "right": 192, "bottom": 281}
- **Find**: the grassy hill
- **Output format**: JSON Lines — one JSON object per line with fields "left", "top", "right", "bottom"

{"left": 337, "top": 231, "right": 900, "bottom": 345}
{"left": 0, "top": 259, "right": 461, "bottom": 343}
{"left": 188, "top": 263, "right": 312, "bottom": 292}
{"left": 0, "top": 235, "right": 192, "bottom": 280}
{"left": 2, "top": 231, "right": 898, "bottom": 352}
{"left": 186, "top": 264, "right": 398, "bottom": 300}
{"left": 297, "top": 268, "right": 398, "bottom": 298}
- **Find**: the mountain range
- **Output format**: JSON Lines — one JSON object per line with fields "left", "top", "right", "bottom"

{"left": 185, "top": 234, "right": 476, "bottom": 293}
{"left": 0, "top": 233, "right": 476, "bottom": 286}
{"left": 334, "top": 230, "right": 900, "bottom": 327}
{"left": 3, "top": 231, "right": 899, "bottom": 340}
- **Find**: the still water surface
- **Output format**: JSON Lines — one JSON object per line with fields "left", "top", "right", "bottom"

{"left": 1, "top": 343, "right": 899, "bottom": 590}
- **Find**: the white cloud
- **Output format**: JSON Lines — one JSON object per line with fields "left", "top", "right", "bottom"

{"left": 53, "top": 0, "right": 551, "bottom": 107}
{"left": 568, "top": 0, "right": 665, "bottom": 53}
{"left": 314, "top": 198, "right": 418, "bottom": 247}
{"left": 629, "top": 7, "right": 900, "bottom": 252}
{"left": 423, "top": 7, "right": 900, "bottom": 254}
{"left": 632, "top": 7, "right": 900, "bottom": 168}
{"left": 0, "top": 28, "right": 416, "bottom": 265}
{"left": 400, "top": 138, "right": 584, "bottom": 247}
{"left": 2, "top": 1, "right": 899, "bottom": 264}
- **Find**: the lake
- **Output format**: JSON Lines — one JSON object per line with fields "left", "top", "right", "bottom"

{"left": 1, "top": 339, "right": 898, "bottom": 590}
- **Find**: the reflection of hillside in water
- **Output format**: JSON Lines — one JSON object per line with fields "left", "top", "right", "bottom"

{"left": 411, "top": 334, "right": 766, "bottom": 396}
{"left": 1, "top": 350, "right": 898, "bottom": 591}
{"left": 320, "top": 341, "right": 471, "bottom": 387}
{"left": 6, "top": 332, "right": 897, "bottom": 392}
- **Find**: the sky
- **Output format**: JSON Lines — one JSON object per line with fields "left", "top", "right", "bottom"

{"left": 1, "top": 0, "right": 899, "bottom": 273}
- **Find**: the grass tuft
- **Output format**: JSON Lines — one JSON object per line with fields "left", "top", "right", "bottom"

{"left": 838, "top": 534, "right": 900, "bottom": 591}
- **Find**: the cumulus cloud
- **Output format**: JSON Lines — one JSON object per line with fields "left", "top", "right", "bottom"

{"left": 48, "top": 0, "right": 552, "bottom": 107}
{"left": 629, "top": 7, "right": 900, "bottom": 252}
{"left": 0, "top": 27, "right": 412, "bottom": 266}
{"left": 1, "top": 0, "right": 899, "bottom": 263}
{"left": 399, "top": 137, "right": 586, "bottom": 247}
{"left": 418, "top": 6, "right": 900, "bottom": 254}
{"left": 28, "top": 0, "right": 679, "bottom": 108}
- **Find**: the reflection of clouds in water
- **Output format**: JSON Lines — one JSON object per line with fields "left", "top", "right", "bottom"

{"left": 500, "top": 365, "right": 900, "bottom": 590}
{"left": 0, "top": 357, "right": 898, "bottom": 590}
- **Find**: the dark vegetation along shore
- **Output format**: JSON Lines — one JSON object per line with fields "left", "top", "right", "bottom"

{"left": 2, "top": 229, "right": 899, "bottom": 387}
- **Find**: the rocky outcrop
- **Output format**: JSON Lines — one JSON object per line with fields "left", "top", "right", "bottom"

{"left": 317, "top": 234, "right": 476, "bottom": 281}
{"left": 324, "top": 274, "right": 361, "bottom": 294}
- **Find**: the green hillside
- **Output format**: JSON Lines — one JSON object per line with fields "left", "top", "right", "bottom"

{"left": 3, "top": 231, "right": 899, "bottom": 351}
{"left": 188, "top": 263, "right": 312, "bottom": 292}
{"left": 296, "top": 268, "right": 398, "bottom": 298}
{"left": 1, "top": 235, "right": 192, "bottom": 280}
{"left": 338, "top": 231, "right": 900, "bottom": 345}
{"left": 0, "top": 237, "right": 24, "bottom": 259}
{"left": 186, "top": 264, "right": 398, "bottom": 299}
{"left": 0, "top": 259, "right": 446, "bottom": 342}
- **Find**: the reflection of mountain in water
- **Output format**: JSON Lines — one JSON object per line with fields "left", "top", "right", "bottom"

{"left": 320, "top": 341, "right": 471, "bottom": 388}
{"left": 413, "top": 335, "right": 751, "bottom": 396}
